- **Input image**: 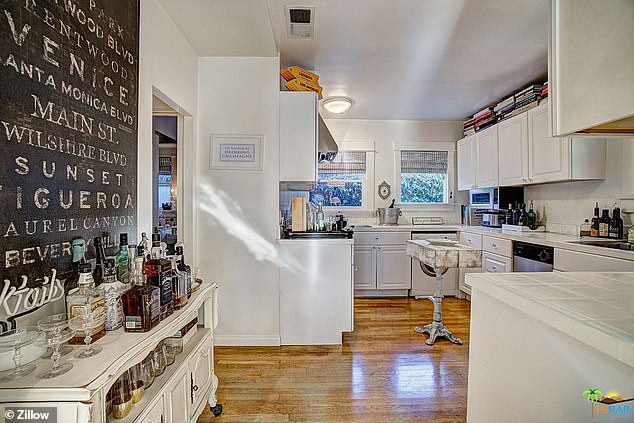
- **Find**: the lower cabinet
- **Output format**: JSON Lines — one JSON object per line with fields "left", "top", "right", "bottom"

{"left": 482, "top": 251, "right": 512, "bottom": 273}
{"left": 353, "top": 244, "right": 411, "bottom": 293}
{"left": 138, "top": 396, "right": 165, "bottom": 423}
{"left": 189, "top": 344, "right": 213, "bottom": 419}
{"left": 353, "top": 246, "right": 376, "bottom": 290}
{"left": 166, "top": 370, "right": 190, "bottom": 423}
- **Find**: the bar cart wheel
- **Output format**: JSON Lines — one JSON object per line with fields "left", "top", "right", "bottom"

{"left": 210, "top": 404, "right": 223, "bottom": 417}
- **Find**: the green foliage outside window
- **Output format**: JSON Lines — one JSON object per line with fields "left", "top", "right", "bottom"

{"left": 400, "top": 173, "right": 446, "bottom": 204}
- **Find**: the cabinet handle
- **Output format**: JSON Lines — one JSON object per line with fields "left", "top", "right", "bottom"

{"left": 491, "top": 243, "right": 497, "bottom": 248}
{"left": 354, "top": 265, "right": 358, "bottom": 272}
{"left": 491, "top": 266, "right": 497, "bottom": 271}
{"left": 193, "top": 384, "right": 199, "bottom": 392}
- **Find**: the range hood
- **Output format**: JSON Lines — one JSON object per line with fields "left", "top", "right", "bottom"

{"left": 318, "top": 115, "right": 338, "bottom": 163}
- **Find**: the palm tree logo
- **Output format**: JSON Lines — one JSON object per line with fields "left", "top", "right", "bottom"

{"left": 583, "top": 388, "right": 603, "bottom": 418}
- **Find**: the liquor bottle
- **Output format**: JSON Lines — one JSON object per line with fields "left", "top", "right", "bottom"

{"left": 175, "top": 243, "right": 192, "bottom": 300}
{"left": 93, "top": 236, "right": 107, "bottom": 286}
{"left": 518, "top": 204, "right": 528, "bottom": 226}
{"left": 145, "top": 234, "right": 173, "bottom": 320}
{"left": 122, "top": 257, "right": 160, "bottom": 332}
{"left": 115, "top": 233, "right": 129, "bottom": 284}
{"left": 511, "top": 202, "right": 520, "bottom": 226}
{"left": 609, "top": 205, "right": 623, "bottom": 239}
{"left": 125, "top": 244, "right": 137, "bottom": 288}
{"left": 317, "top": 201, "right": 325, "bottom": 231}
{"left": 590, "top": 202, "right": 600, "bottom": 237}
{"left": 599, "top": 209, "right": 611, "bottom": 237}
{"left": 139, "top": 232, "right": 151, "bottom": 260}
{"left": 579, "top": 219, "right": 592, "bottom": 237}
{"left": 65, "top": 238, "right": 87, "bottom": 295}
{"left": 100, "top": 259, "right": 127, "bottom": 331}
{"left": 527, "top": 201, "right": 537, "bottom": 230}
{"left": 505, "top": 204, "right": 513, "bottom": 226}
{"left": 66, "top": 262, "right": 106, "bottom": 343}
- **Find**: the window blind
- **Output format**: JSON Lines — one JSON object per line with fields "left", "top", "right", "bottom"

{"left": 318, "top": 151, "right": 366, "bottom": 175}
{"left": 401, "top": 151, "right": 448, "bottom": 174}
{"left": 159, "top": 156, "right": 172, "bottom": 174}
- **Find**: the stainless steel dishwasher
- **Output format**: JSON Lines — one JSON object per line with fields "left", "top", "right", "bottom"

{"left": 513, "top": 241, "right": 554, "bottom": 272}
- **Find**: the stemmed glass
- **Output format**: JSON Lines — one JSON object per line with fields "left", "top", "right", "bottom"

{"left": 69, "top": 308, "right": 105, "bottom": 359}
{"left": 0, "top": 326, "right": 42, "bottom": 381}
{"left": 38, "top": 313, "right": 73, "bottom": 359}
{"left": 34, "top": 327, "right": 75, "bottom": 379}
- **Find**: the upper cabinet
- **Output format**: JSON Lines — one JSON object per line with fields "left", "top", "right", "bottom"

{"left": 475, "top": 126, "right": 499, "bottom": 188}
{"left": 550, "top": 0, "right": 634, "bottom": 136}
{"left": 458, "top": 102, "right": 607, "bottom": 190}
{"left": 457, "top": 135, "right": 476, "bottom": 190}
{"left": 279, "top": 91, "right": 318, "bottom": 181}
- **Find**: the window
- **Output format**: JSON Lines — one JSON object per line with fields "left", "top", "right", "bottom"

{"left": 310, "top": 151, "right": 369, "bottom": 209}
{"left": 399, "top": 150, "right": 450, "bottom": 204}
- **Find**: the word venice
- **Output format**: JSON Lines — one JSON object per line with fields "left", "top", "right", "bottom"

{"left": 0, "top": 0, "right": 139, "bottom": 300}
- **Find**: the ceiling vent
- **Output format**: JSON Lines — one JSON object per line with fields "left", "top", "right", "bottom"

{"left": 286, "top": 6, "right": 315, "bottom": 39}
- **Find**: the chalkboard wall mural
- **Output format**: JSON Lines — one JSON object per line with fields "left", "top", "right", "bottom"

{"left": 0, "top": 0, "right": 140, "bottom": 322}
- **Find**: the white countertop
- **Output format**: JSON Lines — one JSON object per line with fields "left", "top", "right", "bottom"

{"left": 351, "top": 224, "right": 634, "bottom": 261}
{"left": 467, "top": 271, "right": 634, "bottom": 367}
{"left": 276, "top": 238, "right": 354, "bottom": 245}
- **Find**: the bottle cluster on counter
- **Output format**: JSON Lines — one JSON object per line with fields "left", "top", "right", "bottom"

{"left": 504, "top": 201, "right": 538, "bottom": 229}
{"left": 64, "top": 232, "right": 196, "bottom": 337}
{"left": 587, "top": 202, "right": 624, "bottom": 239}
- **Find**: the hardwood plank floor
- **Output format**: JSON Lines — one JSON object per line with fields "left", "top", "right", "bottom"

{"left": 199, "top": 297, "right": 471, "bottom": 423}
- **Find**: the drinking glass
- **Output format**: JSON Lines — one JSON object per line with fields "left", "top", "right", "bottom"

{"left": 129, "top": 363, "right": 147, "bottom": 403}
{"left": 141, "top": 354, "right": 155, "bottom": 389}
{"left": 166, "top": 337, "right": 183, "bottom": 355}
{"left": 151, "top": 346, "right": 167, "bottom": 377}
{"left": 160, "top": 341, "right": 175, "bottom": 366}
{"left": 38, "top": 313, "right": 73, "bottom": 358}
{"left": 33, "top": 327, "right": 75, "bottom": 379}
{"left": 69, "top": 309, "right": 105, "bottom": 359}
{"left": 0, "top": 326, "right": 41, "bottom": 381}
{"left": 110, "top": 370, "right": 133, "bottom": 419}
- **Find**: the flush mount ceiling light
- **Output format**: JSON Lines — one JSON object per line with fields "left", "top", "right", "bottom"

{"left": 322, "top": 97, "right": 353, "bottom": 114}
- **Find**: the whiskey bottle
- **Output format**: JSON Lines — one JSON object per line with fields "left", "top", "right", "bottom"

{"left": 609, "top": 205, "right": 623, "bottom": 239}
{"left": 145, "top": 234, "right": 173, "bottom": 320}
{"left": 115, "top": 233, "right": 129, "bottom": 284}
{"left": 176, "top": 244, "right": 192, "bottom": 299}
{"left": 122, "top": 258, "right": 160, "bottom": 332}
{"left": 93, "top": 236, "right": 107, "bottom": 286}
{"left": 101, "top": 259, "right": 127, "bottom": 331}
{"left": 65, "top": 238, "right": 87, "bottom": 295}
{"left": 66, "top": 262, "right": 106, "bottom": 343}
{"left": 172, "top": 244, "right": 189, "bottom": 308}
{"left": 599, "top": 209, "right": 611, "bottom": 237}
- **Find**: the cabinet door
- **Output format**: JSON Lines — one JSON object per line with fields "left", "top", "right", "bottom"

{"left": 459, "top": 267, "right": 481, "bottom": 296}
{"left": 376, "top": 246, "right": 411, "bottom": 290}
{"left": 189, "top": 344, "right": 213, "bottom": 418}
{"left": 354, "top": 247, "right": 376, "bottom": 290}
{"left": 138, "top": 396, "right": 165, "bottom": 423}
{"left": 498, "top": 113, "right": 529, "bottom": 186}
{"left": 550, "top": 0, "right": 634, "bottom": 136}
{"left": 482, "top": 252, "right": 512, "bottom": 273}
{"left": 457, "top": 136, "right": 476, "bottom": 191}
{"left": 528, "top": 103, "right": 571, "bottom": 184}
{"left": 475, "top": 126, "right": 499, "bottom": 188}
{"left": 165, "top": 372, "right": 189, "bottom": 423}
{"left": 279, "top": 91, "right": 318, "bottom": 181}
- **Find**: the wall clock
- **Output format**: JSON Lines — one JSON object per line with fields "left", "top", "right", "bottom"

{"left": 378, "top": 181, "right": 391, "bottom": 200}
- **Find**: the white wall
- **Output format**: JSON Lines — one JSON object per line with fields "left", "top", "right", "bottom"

{"left": 323, "top": 119, "right": 466, "bottom": 224}
{"left": 525, "top": 138, "right": 634, "bottom": 234}
{"left": 196, "top": 57, "right": 281, "bottom": 345}
{"left": 138, "top": 0, "right": 198, "bottom": 253}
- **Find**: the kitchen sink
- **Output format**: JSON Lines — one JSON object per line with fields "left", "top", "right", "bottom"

{"left": 568, "top": 240, "right": 634, "bottom": 251}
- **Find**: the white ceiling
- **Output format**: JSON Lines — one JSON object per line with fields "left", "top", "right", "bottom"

{"left": 159, "top": 0, "right": 549, "bottom": 120}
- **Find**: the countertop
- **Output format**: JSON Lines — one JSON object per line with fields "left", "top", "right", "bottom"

{"left": 276, "top": 238, "right": 354, "bottom": 245}
{"left": 467, "top": 271, "right": 634, "bottom": 367}
{"left": 351, "top": 224, "right": 634, "bottom": 261}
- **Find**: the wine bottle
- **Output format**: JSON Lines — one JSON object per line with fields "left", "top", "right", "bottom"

{"left": 518, "top": 204, "right": 528, "bottom": 226}
{"left": 527, "top": 201, "right": 537, "bottom": 230}
{"left": 599, "top": 209, "right": 611, "bottom": 237}
{"left": 609, "top": 205, "right": 623, "bottom": 239}
{"left": 590, "top": 202, "right": 600, "bottom": 237}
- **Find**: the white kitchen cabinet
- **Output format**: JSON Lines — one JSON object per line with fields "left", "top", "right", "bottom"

{"left": 457, "top": 135, "right": 476, "bottom": 190}
{"left": 528, "top": 103, "right": 606, "bottom": 184}
{"left": 165, "top": 370, "right": 189, "bottom": 423}
{"left": 550, "top": 0, "right": 634, "bottom": 136}
{"left": 278, "top": 240, "right": 354, "bottom": 344}
{"left": 458, "top": 268, "right": 481, "bottom": 298}
{"left": 482, "top": 251, "right": 512, "bottom": 273}
{"left": 279, "top": 91, "right": 318, "bottom": 181}
{"left": 189, "top": 344, "right": 213, "bottom": 419}
{"left": 137, "top": 396, "right": 165, "bottom": 423}
{"left": 498, "top": 113, "right": 529, "bottom": 186}
{"left": 376, "top": 245, "right": 412, "bottom": 290}
{"left": 459, "top": 232, "right": 482, "bottom": 250}
{"left": 354, "top": 247, "right": 376, "bottom": 290}
{"left": 475, "top": 126, "right": 499, "bottom": 188}
{"left": 554, "top": 248, "right": 634, "bottom": 272}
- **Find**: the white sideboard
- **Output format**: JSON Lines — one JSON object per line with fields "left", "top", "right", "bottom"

{"left": 0, "top": 283, "right": 221, "bottom": 423}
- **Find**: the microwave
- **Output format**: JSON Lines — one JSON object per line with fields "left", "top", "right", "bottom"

{"left": 469, "top": 188, "right": 497, "bottom": 209}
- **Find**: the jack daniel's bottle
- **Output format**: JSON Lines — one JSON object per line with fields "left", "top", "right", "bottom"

{"left": 145, "top": 234, "right": 173, "bottom": 320}
{"left": 122, "top": 257, "right": 160, "bottom": 332}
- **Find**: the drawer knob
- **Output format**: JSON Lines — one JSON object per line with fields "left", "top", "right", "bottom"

{"left": 492, "top": 243, "right": 497, "bottom": 248}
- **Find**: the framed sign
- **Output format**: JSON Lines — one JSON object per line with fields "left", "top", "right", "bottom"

{"left": 0, "top": 0, "right": 140, "bottom": 328}
{"left": 210, "top": 135, "right": 264, "bottom": 171}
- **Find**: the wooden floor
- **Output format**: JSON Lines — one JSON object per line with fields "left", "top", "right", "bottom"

{"left": 199, "top": 297, "right": 471, "bottom": 423}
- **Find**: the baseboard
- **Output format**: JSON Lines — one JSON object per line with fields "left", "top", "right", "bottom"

{"left": 214, "top": 335, "right": 281, "bottom": 346}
